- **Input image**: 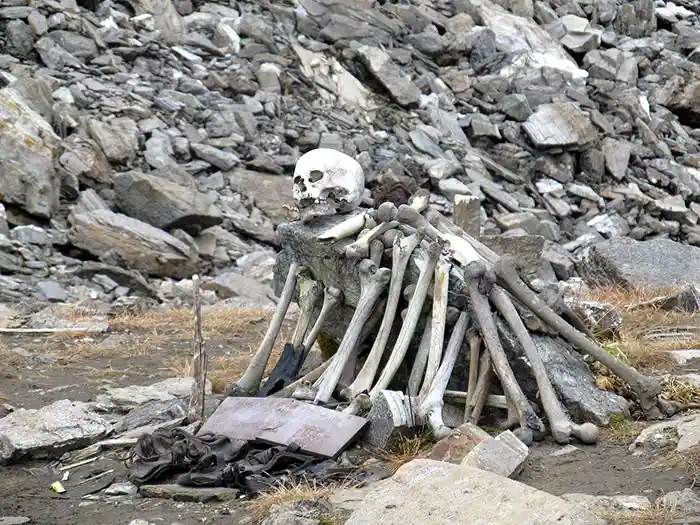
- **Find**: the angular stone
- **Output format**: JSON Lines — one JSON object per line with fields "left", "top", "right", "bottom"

{"left": 0, "top": 400, "right": 110, "bottom": 464}
{"left": 36, "top": 280, "right": 67, "bottom": 302}
{"left": 191, "top": 142, "right": 239, "bottom": 170}
{"left": 140, "top": 484, "right": 239, "bottom": 502}
{"left": 87, "top": 118, "right": 139, "bottom": 164}
{"left": 561, "top": 494, "right": 650, "bottom": 514}
{"left": 425, "top": 423, "right": 490, "bottom": 463}
{"left": 114, "top": 170, "right": 221, "bottom": 234}
{"left": 0, "top": 518, "right": 31, "bottom": 525}
{"left": 356, "top": 45, "right": 420, "bottom": 107}
{"left": 96, "top": 377, "right": 211, "bottom": 413}
{"left": 523, "top": 103, "right": 598, "bottom": 149}
{"left": 364, "top": 390, "right": 415, "bottom": 449}
{"left": 227, "top": 169, "right": 294, "bottom": 226}
{"left": 68, "top": 209, "right": 200, "bottom": 279}
{"left": 576, "top": 237, "right": 700, "bottom": 289}
{"left": 453, "top": 194, "right": 481, "bottom": 238}
{"left": 495, "top": 212, "right": 540, "bottom": 234}
{"left": 602, "top": 138, "right": 631, "bottom": 180}
{"left": 462, "top": 430, "right": 529, "bottom": 478}
{"left": 499, "top": 93, "right": 532, "bottom": 122}
{"left": 657, "top": 489, "right": 700, "bottom": 513}
{"left": 345, "top": 459, "right": 605, "bottom": 525}
{"left": 47, "top": 30, "right": 98, "bottom": 60}
{"left": 0, "top": 86, "right": 60, "bottom": 218}
{"left": 203, "top": 271, "right": 274, "bottom": 301}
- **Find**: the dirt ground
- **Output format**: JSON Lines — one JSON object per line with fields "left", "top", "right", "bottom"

{"left": 0, "top": 302, "right": 699, "bottom": 524}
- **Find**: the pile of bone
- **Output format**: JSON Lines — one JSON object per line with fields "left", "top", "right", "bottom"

{"left": 227, "top": 149, "right": 663, "bottom": 446}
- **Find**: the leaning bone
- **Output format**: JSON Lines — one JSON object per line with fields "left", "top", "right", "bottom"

{"left": 465, "top": 261, "right": 544, "bottom": 444}
{"left": 425, "top": 208, "right": 499, "bottom": 264}
{"left": 317, "top": 211, "right": 377, "bottom": 242}
{"left": 302, "top": 286, "right": 343, "bottom": 357}
{"left": 420, "top": 257, "right": 451, "bottom": 396}
{"left": 370, "top": 239, "right": 384, "bottom": 266}
{"left": 407, "top": 312, "right": 432, "bottom": 397}
{"left": 465, "top": 330, "right": 482, "bottom": 413}
{"left": 490, "top": 285, "right": 599, "bottom": 445}
{"left": 370, "top": 240, "right": 443, "bottom": 397}
{"left": 419, "top": 309, "right": 470, "bottom": 439}
{"left": 345, "top": 220, "right": 400, "bottom": 258}
{"left": 397, "top": 205, "right": 442, "bottom": 240}
{"left": 408, "top": 189, "right": 431, "bottom": 213}
{"left": 229, "top": 262, "right": 299, "bottom": 396}
{"left": 344, "top": 231, "right": 423, "bottom": 401}
{"left": 315, "top": 260, "right": 391, "bottom": 404}
{"left": 493, "top": 259, "right": 662, "bottom": 416}
{"left": 468, "top": 349, "right": 492, "bottom": 425}
{"left": 291, "top": 269, "right": 324, "bottom": 348}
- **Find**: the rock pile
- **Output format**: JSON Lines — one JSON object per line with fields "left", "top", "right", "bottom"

{"left": 2, "top": 0, "right": 700, "bottom": 305}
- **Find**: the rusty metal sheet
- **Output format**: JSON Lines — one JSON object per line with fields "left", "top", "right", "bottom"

{"left": 198, "top": 397, "right": 368, "bottom": 458}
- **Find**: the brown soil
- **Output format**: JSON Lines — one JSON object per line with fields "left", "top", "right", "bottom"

{"left": 0, "top": 305, "right": 699, "bottom": 524}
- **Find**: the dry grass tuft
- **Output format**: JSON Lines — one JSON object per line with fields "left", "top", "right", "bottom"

{"left": 582, "top": 284, "right": 700, "bottom": 370}
{"left": 246, "top": 480, "right": 332, "bottom": 524}
{"left": 600, "top": 414, "right": 645, "bottom": 444}
{"left": 654, "top": 444, "right": 700, "bottom": 488}
{"left": 600, "top": 505, "right": 681, "bottom": 525}
{"left": 375, "top": 427, "right": 436, "bottom": 473}
{"left": 661, "top": 375, "right": 700, "bottom": 405}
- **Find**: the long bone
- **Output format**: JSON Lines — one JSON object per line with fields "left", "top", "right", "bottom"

{"left": 345, "top": 220, "right": 400, "bottom": 258}
{"left": 465, "top": 261, "right": 545, "bottom": 444}
{"left": 370, "top": 239, "right": 384, "bottom": 266}
{"left": 419, "top": 257, "right": 451, "bottom": 396}
{"left": 302, "top": 286, "right": 343, "bottom": 359}
{"left": 419, "top": 309, "right": 470, "bottom": 439}
{"left": 314, "top": 260, "right": 391, "bottom": 404}
{"left": 468, "top": 349, "right": 492, "bottom": 424}
{"left": 342, "top": 230, "right": 424, "bottom": 401}
{"left": 493, "top": 259, "right": 662, "bottom": 415}
{"left": 407, "top": 312, "right": 432, "bottom": 397}
{"left": 465, "top": 330, "right": 482, "bottom": 415}
{"left": 490, "top": 285, "right": 600, "bottom": 444}
{"left": 317, "top": 211, "right": 377, "bottom": 242}
{"left": 370, "top": 240, "right": 443, "bottom": 397}
{"left": 290, "top": 270, "right": 324, "bottom": 348}
{"left": 229, "top": 262, "right": 299, "bottom": 396}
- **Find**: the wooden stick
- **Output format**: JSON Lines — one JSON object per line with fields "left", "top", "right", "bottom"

{"left": 187, "top": 275, "right": 207, "bottom": 424}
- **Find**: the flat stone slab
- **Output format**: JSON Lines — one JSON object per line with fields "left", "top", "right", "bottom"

{"left": 139, "top": 484, "right": 239, "bottom": 502}
{"left": 630, "top": 413, "right": 700, "bottom": 453}
{"left": 95, "top": 377, "right": 212, "bottom": 413}
{"left": 345, "top": 459, "right": 605, "bottom": 525}
{"left": 576, "top": 237, "right": 700, "bottom": 289}
{"left": 0, "top": 400, "right": 111, "bottom": 464}
{"left": 462, "top": 430, "right": 529, "bottom": 478}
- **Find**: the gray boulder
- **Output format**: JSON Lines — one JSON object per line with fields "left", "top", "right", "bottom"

{"left": 114, "top": 170, "right": 222, "bottom": 234}
{"left": 68, "top": 209, "right": 200, "bottom": 279}
{"left": 576, "top": 237, "right": 700, "bottom": 289}
{"left": 0, "top": 86, "right": 60, "bottom": 218}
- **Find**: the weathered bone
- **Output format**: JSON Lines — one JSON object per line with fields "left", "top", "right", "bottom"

{"left": 229, "top": 262, "right": 299, "bottom": 396}
{"left": 408, "top": 188, "right": 431, "bottom": 213}
{"left": 345, "top": 220, "right": 400, "bottom": 258}
{"left": 376, "top": 201, "right": 399, "bottom": 222}
{"left": 369, "top": 239, "right": 384, "bottom": 266}
{"left": 419, "top": 257, "right": 451, "bottom": 396}
{"left": 465, "top": 330, "right": 481, "bottom": 414}
{"left": 315, "top": 260, "right": 391, "bottom": 404}
{"left": 343, "top": 231, "right": 423, "bottom": 401}
{"left": 490, "top": 285, "right": 600, "bottom": 444}
{"left": 493, "top": 259, "right": 662, "bottom": 416}
{"left": 419, "top": 309, "right": 470, "bottom": 439}
{"left": 317, "top": 211, "right": 377, "bottom": 242}
{"left": 302, "top": 286, "right": 343, "bottom": 356}
{"left": 291, "top": 270, "right": 324, "bottom": 348}
{"left": 407, "top": 312, "right": 432, "bottom": 397}
{"left": 396, "top": 205, "right": 441, "bottom": 240}
{"left": 370, "top": 240, "right": 443, "bottom": 397}
{"left": 468, "top": 349, "right": 492, "bottom": 425}
{"left": 466, "top": 261, "right": 544, "bottom": 444}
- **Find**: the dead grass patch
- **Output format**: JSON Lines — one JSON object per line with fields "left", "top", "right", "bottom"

{"left": 374, "top": 427, "right": 436, "bottom": 473}
{"left": 653, "top": 444, "right": 700, "bottom": 488}
{"left": 581, "top": 284, "right": 700, "bottom": 370}
{"left": 600, "top": 414, "right": 645, "bottom": 445}
{"left": 247, "top": 480, "right": 332, "bottom": 524}
{"left": 600, "top": 505, "right": 681, "bottom": 525}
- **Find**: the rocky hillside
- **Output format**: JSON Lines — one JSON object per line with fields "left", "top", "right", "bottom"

{"left": 0, "top": 0, "right": 698, "bottom": 306}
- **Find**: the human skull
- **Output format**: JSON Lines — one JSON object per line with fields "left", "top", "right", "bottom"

{"left": 292, "top": 148, "right": 365, "bottom": 220}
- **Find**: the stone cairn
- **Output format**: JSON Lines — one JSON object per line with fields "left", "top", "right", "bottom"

{"left": 226, "top": 148, "right": 662, "bottom": 447}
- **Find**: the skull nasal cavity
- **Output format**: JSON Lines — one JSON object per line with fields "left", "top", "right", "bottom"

{"left": 309, "top": 170, "right": 324, "bottom": 182}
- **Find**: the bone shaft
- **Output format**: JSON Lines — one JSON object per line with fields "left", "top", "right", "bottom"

{"left": 407, "top": 313, "right": 432, "bottom": 397}
{"left": 302, "top": 289, "right": 341, "bottom": 354}
{"left": 420, "top": 259, "right": 450, "bottom": 396}
{"left": 468, "top": 350, "right": 492, "bottom": 424}
{"left": 272, "top": 359, "right": 331, "bottom": 398}
{"left": 466, "top": 332, "right": 481, "bottom": 409}
{"left": 235, "top": 262, "right": 298, "bottom": 394}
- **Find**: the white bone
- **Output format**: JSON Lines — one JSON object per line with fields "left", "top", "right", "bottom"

{"left": 407, "top": 312, "right": 432, "bottom": 397}
{"left": 419, "top": 257, "right": 450, "bottom": 396}
{"left": 317, "top": 212, "right": 377, "bottom": 242}
{"left": 291, "top": 270, "right": 323, "bottom": 348}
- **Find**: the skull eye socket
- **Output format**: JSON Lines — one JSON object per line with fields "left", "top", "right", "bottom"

{"left": 309, "top": 170, "right": 324, "bottom": 183}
